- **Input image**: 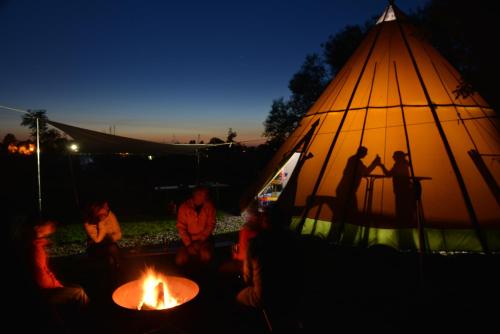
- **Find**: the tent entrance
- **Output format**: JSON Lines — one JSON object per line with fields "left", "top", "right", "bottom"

{"left": 257, "top": 152, "right": 301, "bottom": 206}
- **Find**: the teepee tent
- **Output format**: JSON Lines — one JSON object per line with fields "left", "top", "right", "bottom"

{"left": 247, "top": 3, "right": 500, "bottom": 252}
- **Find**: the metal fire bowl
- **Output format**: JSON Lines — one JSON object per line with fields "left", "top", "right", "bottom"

{"left": 112, "top": 276, "right": 199, "bottom": 311}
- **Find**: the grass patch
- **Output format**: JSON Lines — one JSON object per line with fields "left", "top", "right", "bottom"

{"left": 121, "top": 220, "right": 178, "bottom": 238}
{"left": 53, "top": 219, "right": 177, "bottom": 244}
{"left": 49, "top": 213, "right": 243, "bottom": 257}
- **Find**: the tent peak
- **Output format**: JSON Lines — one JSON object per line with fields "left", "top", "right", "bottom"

{"left": 376, "top": 3, "right": 397, "bottom": 25}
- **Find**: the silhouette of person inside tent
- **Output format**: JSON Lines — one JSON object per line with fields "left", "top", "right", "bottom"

{"left": 335, "top": 146, "right": 380, "bottom": 223}
{"left": 379, "top": 151, "right": 416, "bottom": 226}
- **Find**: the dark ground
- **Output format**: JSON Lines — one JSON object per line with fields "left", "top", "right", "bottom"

{"left": 10, "top": 236, "right": 500, "bottom": 334}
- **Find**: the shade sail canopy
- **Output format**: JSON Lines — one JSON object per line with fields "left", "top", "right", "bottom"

{"left": 48, "top": 120, "right": 220, "bottom": 156}
{"left": 245, "top": 3, "right": 500, "bottom": 252}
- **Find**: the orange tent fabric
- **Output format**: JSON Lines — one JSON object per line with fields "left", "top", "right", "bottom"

{"left": 247, "top": 4, "right": 499, "bottom": 252}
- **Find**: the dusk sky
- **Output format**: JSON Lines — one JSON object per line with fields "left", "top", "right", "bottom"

{"left": 0, "top": 0, "right": 428, "bottom": 143}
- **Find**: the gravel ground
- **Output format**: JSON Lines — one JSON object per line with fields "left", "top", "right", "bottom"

{"left": 49, "top": 213, "right": 243, "bottom": 257}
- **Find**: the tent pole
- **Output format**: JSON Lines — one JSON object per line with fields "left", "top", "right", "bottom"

{"left": 394, "top": 10, "right": 489, "bottom": 253}
{"left": 394, "top": 62, "right": 426, "bottom": 285}
{"left": 36, "top": 117, "right": 42, "bottom": 215}
{"left": 299, "top": 15, "right": 388, "bottom": 242}
{"left": 278, "top": 119, "right": 320, "bottom": 232}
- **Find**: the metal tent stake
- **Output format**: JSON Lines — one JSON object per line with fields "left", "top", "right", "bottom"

{"left": 36, "top": 117, "right": 42, "bottom": 214}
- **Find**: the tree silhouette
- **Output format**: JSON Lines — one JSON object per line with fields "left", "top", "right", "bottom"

{"left": 2, "top": 133, "right": 17, "bottom": 147}
{"left": 322, "top": 24, "right": 371, "bottom": 76}
{"left": 263, "top": 98, "right": 296, "bottom": 148}
{"left": 226, "top": 128, "right": 237, "bottom": 143}
{"left": 21, "top": 110, "right": 49, "bottom": 139}
{"left": 288, "top": 54, "right": 329, "bottom": 117}
{"left": 264, "top": 54, "right": 329, "bottom": 147}
{"left": 20, "top": 110, "right": 66, "bottom": 152}
{"left": 414, "top": 0, "right": 499, "bottom": 111}
{"left": 209, "top": 137, "right": 225, "bottom": 144}
{"left": 264, "top": 39, "right": 356, "bottom": 146}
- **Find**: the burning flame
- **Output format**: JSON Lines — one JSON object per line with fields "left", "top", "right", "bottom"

{"left": 138, "top": 267, "right": 179, "bottom": 310}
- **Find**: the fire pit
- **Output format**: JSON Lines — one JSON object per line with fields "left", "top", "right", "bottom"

{"left": 113, "top": 267, "right": 199, "bottom": 311}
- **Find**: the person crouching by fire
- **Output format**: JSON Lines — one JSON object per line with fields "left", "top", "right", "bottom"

{"left": 83, "top": 199, "right": 122, "bottom": 270}
{"left": 236, "top": 205, "right": 304, "bottom": 330}
{"left": 30, "top": 219, "right": 89, "bottom": 308}
{"left": 175, "top": 187, "right": 216, "bottom": 266}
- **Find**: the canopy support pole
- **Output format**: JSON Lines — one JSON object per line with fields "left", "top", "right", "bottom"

{"left": 36, "top": 117, "right": 42, "bottom": 215}
{"left": 195, "top": 149, "right": 200, "bottom": 185}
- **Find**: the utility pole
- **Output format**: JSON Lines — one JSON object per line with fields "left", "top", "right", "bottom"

{"left": 36, "top": 117, "right": 42, "bottom": 214}
{"left": 0, "top": 105, "right": 43, "bottom": 215}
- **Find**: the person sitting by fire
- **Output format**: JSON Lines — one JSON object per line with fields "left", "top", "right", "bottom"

{"left": 219, "top": 201, "right": 263, "bottom": 274}
{"left": 83, "top": 199, "right": 122, "bottom": 269}
{"left": 233, "top": 202, "right": 263, "bottom": 262}
{"left": 29, "top": 219, "right": 89, "bottom": 308}
{"left": 237, "top": 205, "right": 303, "bottom": 329}
{"left": 175, "top": 187, "right": 216, "bottom": 266}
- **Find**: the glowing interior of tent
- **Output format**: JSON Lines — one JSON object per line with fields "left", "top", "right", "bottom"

{"left": 258, "top": 152, "right": 301, "bottom": 205}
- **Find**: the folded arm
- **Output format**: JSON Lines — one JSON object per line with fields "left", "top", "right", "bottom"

{"left": 84, "top": 222, "right": 105, "bottom": 243}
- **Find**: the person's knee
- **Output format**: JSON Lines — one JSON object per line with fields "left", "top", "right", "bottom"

{"left": 236, "top": 289, "right": 248, "bottom": 306}
{"left": 67, "top": 285, "right": 85, "bottom": 295}
{"left": 56, "top": 286, "right": 89, "bottom": 306}
{"left": 199, "top": 246, "right": 213, "bottom": 263}
{"left": 237, "top": 287, "right": 261, "bottom": 308}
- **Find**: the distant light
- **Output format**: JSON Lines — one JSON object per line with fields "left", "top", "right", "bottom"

{"left": 70, "top": 144, "right": 79, "bottom": 152}
{"left": 148, "top": 155, "right": 153, "bottom": 161}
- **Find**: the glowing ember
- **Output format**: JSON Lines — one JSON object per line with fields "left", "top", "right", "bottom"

{"left": 138, "top": 267, "right": 179, "bottom": 310}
